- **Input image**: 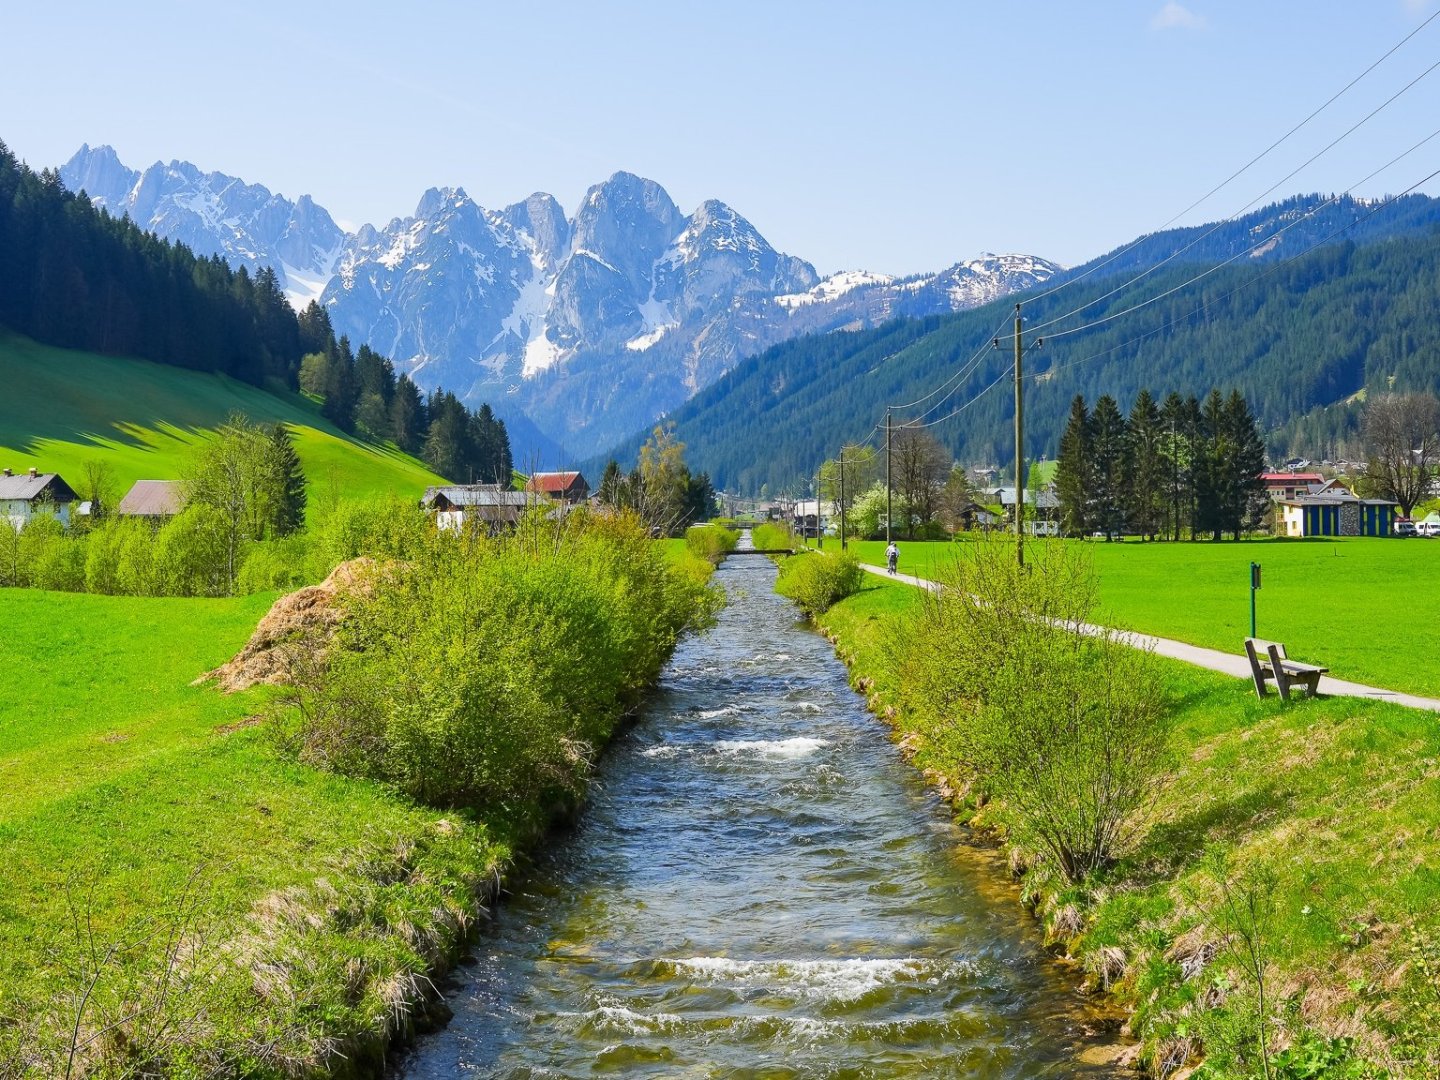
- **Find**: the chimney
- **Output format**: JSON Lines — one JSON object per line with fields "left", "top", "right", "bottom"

{"left": 27, "top": 468, "right": 37, "bottom": 478}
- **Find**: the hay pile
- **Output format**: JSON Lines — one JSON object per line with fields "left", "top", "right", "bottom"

{"left": 200, "top": 558, "right": 383, "bottom": 692}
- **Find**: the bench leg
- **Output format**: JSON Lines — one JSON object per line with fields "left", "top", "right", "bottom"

{"left": 1266, "top": 645, "right": 1292, "bottom": 702}
{"left": 1245, "top": 641, "right": 1268, "bottom": 699}
{"left": 1301, "top": 674, "right": 1321, "bottom": 697}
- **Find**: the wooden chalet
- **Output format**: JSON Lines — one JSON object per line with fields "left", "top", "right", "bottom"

{"left": 0, "top": 468, "right": 78, "bottom": 529}
{"left": 524, "top": 471, "right": 590, "bottom": 505}
{"left": 421, "top": 485, "right": 532, "bottom": 531}
{"left": 115, "top": 480, "right": 185, "bottom": 521}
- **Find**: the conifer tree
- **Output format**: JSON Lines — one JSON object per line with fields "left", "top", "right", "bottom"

{"left": 1091, "top": 395, "right": 1128, "bottom": 540}
{"left": 1124, "top": 389, "right": 1166, "bottom": 540}
{"left": 1054, "top": 395, "right": 1094, "bottom": 537}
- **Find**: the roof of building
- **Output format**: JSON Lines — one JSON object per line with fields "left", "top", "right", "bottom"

{"left": 1261, "top": 472, "right": 1325, "bottom": 484}
{"left": 992, "top": 486, "right": 1061, "bottom": 509}
{"left": 421, "top": 485, "right": 532, "bottom": 508}
{"left": 0, "top": 469, "right": 77, "bottom": 502}
{"left": 116, "top": 480, "right": 185, "bottom": 517}
{"left": 525, "top": 471, "right": 586, "bottom": 494}
{"left": 1278, "top": 492, "right": 1397, "bottom": 507}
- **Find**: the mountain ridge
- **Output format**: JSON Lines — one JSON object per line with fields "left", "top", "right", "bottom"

{"left": 57, "top": 145, "right": 1058, "bottom": 465}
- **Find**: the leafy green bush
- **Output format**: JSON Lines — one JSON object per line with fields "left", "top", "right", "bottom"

{"left": 684, "top": 524, "right": 739, "bottom": 565}
{"left": 751, "top": 521, "right": 795, "bottom": 550}
{"left": 891, "top": 538, "right": 1171, "bottom": 883}
{"left": 237, "top": 535, "right": 314, "bottom": 594}
{"left": 775, "top": 549, "right": 864, "bottom": 618}
{"left": 285, "top": 509, "right": 720, "bottom": 809}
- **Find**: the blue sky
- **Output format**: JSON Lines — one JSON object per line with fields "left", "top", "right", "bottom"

{"left": 4, "top": 1, "right": 1439, "bottom": 275}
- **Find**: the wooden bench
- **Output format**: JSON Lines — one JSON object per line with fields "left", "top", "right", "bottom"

{"left": 1244, "top": 638, "right": 1328, "bottom": 701}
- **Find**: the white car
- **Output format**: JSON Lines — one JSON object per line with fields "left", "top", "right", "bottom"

{"left": 1394, "top": 520, "right": 1418, "bottom": 537}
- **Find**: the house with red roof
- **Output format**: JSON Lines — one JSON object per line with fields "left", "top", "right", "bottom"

{"left": 524, "top": 471, "right": 590, "bottom": 505}
{"left": 1260, "top": 472, "right": 1324, "bottom": 501}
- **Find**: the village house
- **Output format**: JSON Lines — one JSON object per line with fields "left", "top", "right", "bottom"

{"left": 115, "top": 480, "right": 185, "bottom": 522}
{"left": 421, "top": 485, "right": 532, "bottom": 532}
{"left": 1278, "top": 489, "right": 1398, "bottom": 537}
{"left": 1260, "top": 471, "right": 1324, "bottom": 501}
{"left": 524, "top": 471, "right": 590, "bottom": 505}
{"left": 0, "top": 468, "right": 78, "bottom": 529}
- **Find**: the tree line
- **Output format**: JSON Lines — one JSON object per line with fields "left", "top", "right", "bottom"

{"left": 1054, "top": 388, "right": 1266, "bottom": 541}
{"left": 613, "top": 224, "right": 1440, "bottom": 494}
{"left": 0, "top": 139, "right": 510, "bottom": 485}
{"left": 595, "top": 424, "right": 717, "bottom": 535}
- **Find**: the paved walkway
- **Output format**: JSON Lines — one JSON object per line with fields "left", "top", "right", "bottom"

{"left": 860, "top": 563, "right": 1440, "bottom": 713}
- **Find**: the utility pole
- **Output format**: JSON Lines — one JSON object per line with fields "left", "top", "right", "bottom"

{"left": 839, "top": 453, "right": 848, "bottom": 551}
{"left": 885, "top": 408, "right": 893, "bottom": 546}
{"left": 996, "top": 303, "right": 1041, "bottom": 567}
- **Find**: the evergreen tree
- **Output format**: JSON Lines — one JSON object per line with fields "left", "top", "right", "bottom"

{"left": 389, "top": 375, "right": 425, "bottom": 453}
{"left": 268, "top": 423, "right": 307, "bottom": 537}
{"left": 1054, "top": 395, "right": 1094, "bottom": 537}
{"left": 598, "top": 460, "right": 626, "bottom": 507}
{"left": 1159, "top": 392, "right": 1190, "bottom": 541}
{"left": 322, "top": 336, "right": 360, "bottom": 431}
{"left": 1124, "top": 389, "right": 1166, "bottom": 541}
{"left": 422, "top": 392, "right": 468, "bottom": 481}
{"left": 1195, "top": 390, "right": 1230, "bottom": 541}
{"left": 1223, "top": 389, "right": 1268, "bottom": 538}
{"left": 1090, "top": 395, "right": 1128, "bottom": 540}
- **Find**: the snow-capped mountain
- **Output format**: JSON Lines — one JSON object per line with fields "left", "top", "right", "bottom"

{"left": 60, "top": 145, "right": 345, "bottom": 306}
{"left": 56, "top": 146, "right": 1058, "bottom": 461}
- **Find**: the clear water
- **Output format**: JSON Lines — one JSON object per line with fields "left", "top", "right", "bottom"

{"left": 395, "top": 551, "right": 1117, "bottom": 1078}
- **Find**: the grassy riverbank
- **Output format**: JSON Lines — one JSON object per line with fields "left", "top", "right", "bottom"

{"left": 834, "top": 536, "right": 1440, "bottom": 698}
{"left": 0, "top": 529, "right": 718, "bottom": 1077}
{"left": 815, "top": 573, "right": 1440, "bottom": 1076}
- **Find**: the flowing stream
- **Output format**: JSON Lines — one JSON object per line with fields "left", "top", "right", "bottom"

{"left": 395, "top": 546, "right": 1118, "bottom": 1078}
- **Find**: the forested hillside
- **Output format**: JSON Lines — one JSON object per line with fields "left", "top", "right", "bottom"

{"left": 0, "top": 139, "right": 510, "bottom": 484}
{"left": 597, "top": 223, "right": 1440, "bottom": 492}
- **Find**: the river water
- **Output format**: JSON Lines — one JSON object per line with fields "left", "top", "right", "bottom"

{"left": 396, "top": 550, "right": 1116, "bottom": 1078}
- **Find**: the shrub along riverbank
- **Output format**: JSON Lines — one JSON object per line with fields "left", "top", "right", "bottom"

{"left": 801, "top": 550, "right": 1440, "bottom": 1078}
{"left": 0, "top": 509, "right": 719, "bottom": 1078}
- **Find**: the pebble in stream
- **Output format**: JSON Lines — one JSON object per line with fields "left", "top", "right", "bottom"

{"left": 395, "top": 551, "right": 1116, "bottom": 1078}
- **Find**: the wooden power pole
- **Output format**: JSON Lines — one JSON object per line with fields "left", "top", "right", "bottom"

{"left": 884, "top": 408, "right": 893, "bottom": 546}
{"left": 1013, "top": 304, "right": 1025, "bottom": 567}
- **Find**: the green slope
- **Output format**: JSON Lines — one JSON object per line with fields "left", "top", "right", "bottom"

{"left": 0, "top": 331, "right": 444, "bottom": 506}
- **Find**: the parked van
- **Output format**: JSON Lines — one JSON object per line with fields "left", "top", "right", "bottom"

{"left": 1394, "top": 519, "right": 1418, "bottom": 537}
{"left": 1417, "top": 519, "right": 1440, "bottom": 538}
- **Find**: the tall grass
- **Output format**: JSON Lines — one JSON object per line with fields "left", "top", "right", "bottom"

{"left": 285, "top": 508, "right": 721, "bottom": 809}
{"left": 775, "top": 549, "right": 864, "bottom": 618}
{"left": 684, "top": 523, "right": 739, "bottom": 565}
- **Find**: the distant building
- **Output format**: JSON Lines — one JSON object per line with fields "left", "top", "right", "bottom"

{"left": 115, "top": 480, "right": 185, "bottom": 521}
{"left": 987, "top": 487, "right": 1061, "bottom": 518}
{"left": 0, "top": 468, "right": 78, "bottom": 529}
{"left": 421, "top": 485, "right": 532, "bottom": 531}
{"left": 1260, "top": 472, "right": 1324, "bottom": 501}
{"left": 524, "top": 471, "right": 590, "bottom": 504}
{"left": 1278, "top": 491, "right": 1397, "bottom": 537}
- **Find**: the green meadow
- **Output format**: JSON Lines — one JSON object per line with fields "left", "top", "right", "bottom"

{"left": 0, "top": 331, "right": 444, "bottom": 511}
{"left": 835, "top": 535, "right": 1440, "bottom": 698}
{"left": 818, "top": 573, "right": 1440, "bottom": 1073}
{"left": 0, "top": 586, "right": 509, "bottom": 1069}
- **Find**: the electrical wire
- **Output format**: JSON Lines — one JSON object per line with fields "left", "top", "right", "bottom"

{"left": 1020, "top": 8, "right": 1440, "bottom": 309}
{"left": 884, "top": 308, "right": 1015, "bottom": 412}
{"left": 1033, "top": 127, "right": 1440, "bottom": 344}
{"left": 1032, "top": 161, "right": 1440, "bottom": 378}
{"left": 1025, "top": 53, "right": 1440, "bottom": 339}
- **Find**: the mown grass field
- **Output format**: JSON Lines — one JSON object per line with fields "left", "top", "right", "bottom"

{"left": 0, "top": 331, "right": 444, "bottom": 513}
{"left": 0, "top": 588, "right": 507, "bottom": 1067}
{"left": 817, "top": 573, "right": 1440, "bottom": 1073}
{"left": 832, "top": 535, "right": 1440, "bottom": 698}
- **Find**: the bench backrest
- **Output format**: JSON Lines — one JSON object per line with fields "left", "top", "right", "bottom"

{"left": 1245, "top": 638, "right": 1287, "bottom": 661}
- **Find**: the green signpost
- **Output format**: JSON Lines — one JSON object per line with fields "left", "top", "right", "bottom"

{"left": 1250, "top": 561, "right": 1262, "bottom": 638}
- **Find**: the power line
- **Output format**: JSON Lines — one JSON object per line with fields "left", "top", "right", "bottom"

{"left": 1033, "top": 161, "right": 1440, "bottom": 379}
{"left": 1034, "top": 127, "right": 1440, "bottom": 345}
{"left": 1020, "top": 8, "right": 1440, "bottom": 310}
{"left": 1026, "top": 53, "right": 1440, "bottom": 340}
